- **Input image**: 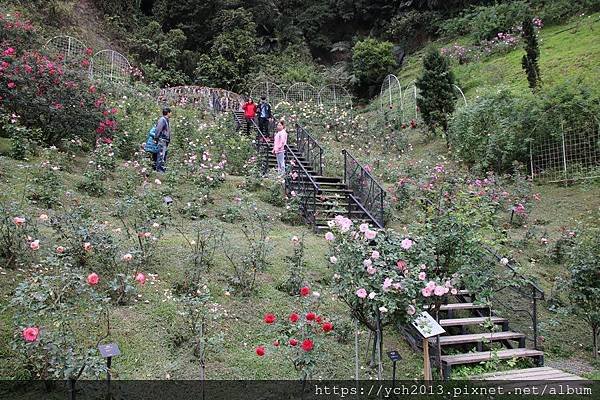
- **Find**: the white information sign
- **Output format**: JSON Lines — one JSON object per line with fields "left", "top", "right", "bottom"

{"left": 412, "top": 311, "right": 446, "bottom": 339}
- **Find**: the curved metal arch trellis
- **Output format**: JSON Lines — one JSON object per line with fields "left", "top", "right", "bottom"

{"left": 250, "top": 82, "right": 286, "bottom": 108}
{"left": 402, "top": 80, "right": 419, "bottom": 124}
{"left": 91, "top": 50, "right": 131, "bottom": 83}
{"left": 286, "top": 82, "right": 317, "bottom": 104}
{"left": 453, "top": 84, "right": 468, "bottom": 107}
{"left": 45, "top": 35, "right": 89, "bottom": 64}
{"left": 157, "top": 86, "right": 244, "bottom": 112}
{"left": 318, "top": 84, "right": 353, "bottom": 110}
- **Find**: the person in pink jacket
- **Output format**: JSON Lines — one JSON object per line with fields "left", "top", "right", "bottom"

{"left": 272, "top": 120, "right": 288, "bottom": 174}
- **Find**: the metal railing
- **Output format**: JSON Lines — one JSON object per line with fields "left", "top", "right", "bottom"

{"left": 342, "top": 150, "right": 386, "bottom": 228}
{"left": 295, "top": 123, "right": 324, "bottom": 176}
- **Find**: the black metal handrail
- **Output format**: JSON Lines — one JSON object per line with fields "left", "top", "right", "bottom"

{"left": 295, "top": 123, "right": 324, "bottom": 176}
{"left": 483, "top": 246, "right": 545, "bottom": 350}
{"left": 342, "top": 150, "right": 386, "bottom": 227}
{"left": 347, "top": 194, "right": 384, "bottom": 229}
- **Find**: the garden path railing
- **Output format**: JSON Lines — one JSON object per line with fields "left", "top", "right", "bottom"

{"left": 295, "top": 123, "right": 323, "bottom": 176}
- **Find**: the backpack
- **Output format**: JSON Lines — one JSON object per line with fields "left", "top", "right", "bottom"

{"left": 144, "top": 125, "right": 159, "bottom": 154}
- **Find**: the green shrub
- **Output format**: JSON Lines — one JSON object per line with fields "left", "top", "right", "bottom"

{"left": 532, "top": 0, "right": 600, "bottom": 25}
{"left": 352, "top": 38, "right": 397, "bottom": 99}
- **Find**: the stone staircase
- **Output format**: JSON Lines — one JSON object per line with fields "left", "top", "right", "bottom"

{"left": 233, "top": 111, "right": 384, "bottom": 231}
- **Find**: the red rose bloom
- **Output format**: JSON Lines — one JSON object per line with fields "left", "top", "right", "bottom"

{"left": 300, "top": 286, "right": 310, "bottom": 297}
{"left": 263, "top": 313, "right": 276, "bottom": 324}
{"left": 273, "top": 340, "right": 280, "bottom": 347}
{"left": 301, "top": 339, "right": 314, "bottom": 352}
{"left": 322, "top": 322, "right": 334, "bottom": 333}
{"left": 289, "top": 338, "right": 298, "bottom": 347}
{"left": 255, "top": 346, "right": 265, "bottom": 356}
{"left": 306, "top": 312, "right": 316, "bottom": 321}
{"left": 289, "top": 313, "right": 299, "bottom": 323}
{"left": 315, "top": 316, "right": 323, "bottom": 324}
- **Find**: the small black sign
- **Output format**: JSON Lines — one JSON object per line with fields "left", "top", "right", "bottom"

{"left": 387, "top": 351, "right": 402, "bottom": 362}
{"left": 98, "top": 343, "right": 121, "bottom": 358}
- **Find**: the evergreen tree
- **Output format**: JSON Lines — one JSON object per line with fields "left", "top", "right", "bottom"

{"left": 521, "top": 15, "right": 541, "bottom": 91}
{"left": 415, "top": 48, "right": 456, "bottom": 146}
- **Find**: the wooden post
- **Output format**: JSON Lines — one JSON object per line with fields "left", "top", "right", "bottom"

{"left": 423, "top": 338, "right": 432, "bottom": 381}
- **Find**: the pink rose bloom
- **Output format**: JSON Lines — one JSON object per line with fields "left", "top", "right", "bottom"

{"left": 366, "top": 265, "right": 377, "bottom": 275}
{"left": 392, "top": 282, "right": 403, "bottom": 290}
{"left": 421, "top": 287, "right": 432, "bottom": 297}
{"left": 144, "top": 232, "right": 152, "bottom": 238}
{"left": 365, "top": 230, "right": 376, "bottom": 240}
{"left": 371, "top": 250, "right": 380, "bottom": 259}
{"left": 135, "top": 272, "right": 146, "bottom": 284}
{"left": 356, "top": 288, "right": 367, "bottom": 299}
{"left": 56, "top": 246, "right": 65, "bottom": 254}
{"left": 22, "top": 327, "right": 39, "bottom": 342}
{"left": 325, "top": 232, "right": 335, "bottom": 241}
{"left": 401, "top": 238, "right": 413, "bottom": 250}
{"left": 426, "top": 281, "right": 436, "bottom": 290}
{"left": 13, "top": 217, "right": 25, "bottom": 226}
{"left": 122, "top": 253, "right": 133, "bottom": 262}
{"left": 38, "top": 214, "right": 49, "bottom": 221}
{"left": 451, "top": 288, "right": 458, "bottom": 295}
{"left": 30, "top": 240, "right": 40, "bottom": 251}
{"left": 418, "top": 272, "right": 426, "bottom": 280}
{"left": 434, "top": 286, "right": 446, "bottom": 296}
{"left": 359, "top": 223, "right": 369, "bottom": 233}
{"left": 382, "top": 278, "right": 393, "bottom": 292}
{"left": 87, "top": 272, "right": 99, "bottom": 286}
{"left": 396, "top": 260, "right": 407, "bottom": 271}
{"left": 368, "top": 291, "right": 376, "bottom": 299}
{"left": 83, "top": 242, "right": 92, "bottom": 252}
{"left": 406, "top": 305, "right": 416, "bottom": 316}
{"left": 363, "top": 259, "right": 372, "bottom": 267}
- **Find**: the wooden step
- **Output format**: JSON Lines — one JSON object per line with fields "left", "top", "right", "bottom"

{"left": 439, "top": 316, "right": 507, "bottom": 327}
{"left": 425, "top": 303, "right": 489, "bottom": 311}
{"left": 471, "top": 367, "right": 584, "bottom": 381}
{"left": 435, "top": 331, "right": 525, "bottom": 346}
{"left": 441, "top": 348, "right": 543, "bottom": 366}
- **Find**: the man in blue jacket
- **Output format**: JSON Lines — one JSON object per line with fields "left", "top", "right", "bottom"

{"left": 257, "top": 96, "right": 273, "bottom": 137}
{"left": 155, "top": 107, "right": 172, "bottom": 173}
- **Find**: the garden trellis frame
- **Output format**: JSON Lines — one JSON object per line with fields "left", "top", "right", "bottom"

{"left": 529, "top": 105, "right": 600, "bottom": 183}
{"left": 157, "top": 86, "right": 244, "bottom": 112}
{"left": 318, "top": 84, "right": 353, "bottom": 110}
{"left": 402, "top": 81, "right": 419, "bottom": 124}
{"left": 453, "top": 84, "right": 468, "bottom": 107}
{"left": 90, "top": 50, "right": 131, "bottom": 83}
{"left": 250, "top": 81, "right": 287, "bottom": 108}
{"left": 45, "top": 35, "right": 88, "bottom": 64}
{"left": 380, "top": 74, "right": 403, "bottom": 117}
{"left": 286, "top": 82, "right": 318, "bottom": 104}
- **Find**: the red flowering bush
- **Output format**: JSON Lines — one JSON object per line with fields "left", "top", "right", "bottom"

{"left": 255, "top": 286, "right": 334, "bottom": 380}
{"left": 0, "top": 12, "right": 36, "bottom": 53}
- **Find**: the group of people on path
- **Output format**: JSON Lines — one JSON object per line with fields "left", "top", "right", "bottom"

{"left": 145, "top": 96, "right": 287, "bottom": 174}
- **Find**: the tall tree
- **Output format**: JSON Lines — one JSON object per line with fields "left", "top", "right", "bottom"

{"left": 521, "top": 14, "right": 541, "bottom": 91}
{"left": 415, "top": 48, "right": 456, "bottom": 146}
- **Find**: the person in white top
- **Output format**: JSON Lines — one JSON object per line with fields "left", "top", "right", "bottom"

{"left": 271, "top": 120, "right": 288, "bottom": 174}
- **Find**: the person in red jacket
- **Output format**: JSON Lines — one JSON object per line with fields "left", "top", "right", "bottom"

{"left": 242, "top": 97, "right": 257, "bottom": 135}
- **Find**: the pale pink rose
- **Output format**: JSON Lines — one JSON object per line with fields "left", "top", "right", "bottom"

{"left": 152, "top": 223, "right": 160, "bottom": 228}
{"left": 363, "top": 259, "right": 372, "bottom": 267}
{"left": 406, "top": 305, "right": 416, "bottom": 315}
{"left": 83, "top": 242, "right": 92, "bottom": 252}
{"left": 329, "top": 256, "right": 338, "bottom": 264}
{"left": 396, "top": 260, "right": 407, "bottom": 271}
{"left": 30, "top": 240, "right": 40, "bottom": 251}
{"left": 325, "top": 232, "right": 335, "bottom": 241}
{"left": 327, "top": 220, "right": 335, "bottom": 228}
{"left": 392, "top": 282, "right": 402, "bottom": 290}
{"left": 38, "top": 214, "right": 49, "bottom": 221}
{"left": 56, "top": 246, "right": 65, "bottom": 254}
{"left": 451, "top": 288, "right": 458, "bottom": 295}
{"left": 379, "top": 306, "right": 388, "bottom": 313}
{"left": 154, "top": 178, "right": 162, "bottom": 185}
{"left": 382, "top": 278, "right": 393, "bottom": 292}
{"left": 500, "top": 257, "right": 509, "bottom": 265}
{"left": 291, "top": 236, "right": 299, "bottom": 245}
{"left": 13, "top": 217, "right": 25, "bottom": 226}
{"left": 135, "top": 272, "right": 146, "bottom": 284}
{"left": 434, "top": 286, "right": 446, "bottom": 296}
{"left": 87, "top": 272, "right": 99, "bottom": 286}
{"left": 371, "top": 250, "right": 380, "bottom": 259}
{"left": 418, "top": 272, "right": 426, "bottom": 280}
{"left": 401, "top": 238, "right": 413, "bottom": 250}
{"left": 22, "top": 327, "right": 39, "bottom": 342}
{"left": 421, "top": 287, "right": 432, "bottom": 297}
{"left": 368, "top": 291, "right": 376, "bottom": 299}
{"left": 365, "top": 230, "right": 376, "bottom": 240}
{"left": 144, "top": 232, "right": 152, "bottom": 238}
{"left": 426, "top": 281, "right": 436, "bottom": 289}
{"left": 359, "top": 223, "right": 369, "bottom": 233}
{"left": 122, "top": 253, "right": 133, "bottom": 262}
{"left": 540, "top": 238, "right": 548, "bottom": 245}
{"left": 366, "top": 265, "right": 377, "bottom": 275}
{"left": 356, "top": 288, "right": 367, "bottom": 298}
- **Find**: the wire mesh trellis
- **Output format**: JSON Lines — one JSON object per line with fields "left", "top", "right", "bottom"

{"left": 453, "top": 84, "right": 468, "bottom": 107}
{"left": 45, "top": 35, "right": 89, "bottom": 64}
{"left": 318, "top": 84, "right": 353, "bottom": 110}
{"left": 250, "top": 81, "right": 286, "bottom": 108}
{"left": 402, "top": 81, "right": 419, "bottom": 125}
{"left": 91, "top": 50, "right": 131, "bottom": 83}
{"left": 157, "top": 86, "right": 243, "bottom": 112}
{"left": 286, "top": 82, "right": 317, "bottom": 104}
{"left": 530, "top": 111, "right": 600, "bottom": 183}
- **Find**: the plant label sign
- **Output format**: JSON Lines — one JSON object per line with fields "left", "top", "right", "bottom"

{"left": 98, "top": 342, "right": 121, "bottom": 358}
{"left": 412, "top": 311, "right": 445, "bottom": 339}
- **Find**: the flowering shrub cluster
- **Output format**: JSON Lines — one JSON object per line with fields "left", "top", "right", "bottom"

{"left": 256, "top": 286, "right": 334, "bottom": 380}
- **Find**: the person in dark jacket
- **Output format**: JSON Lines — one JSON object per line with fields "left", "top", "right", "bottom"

{"left": 257, "top": 96, "right": 273, "bottom": 137}
{"left": 155, "top": 107, "right": 172, "bottom": 173}
{"left": 242, "top": 97, "right": 257, "bottom": 135}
